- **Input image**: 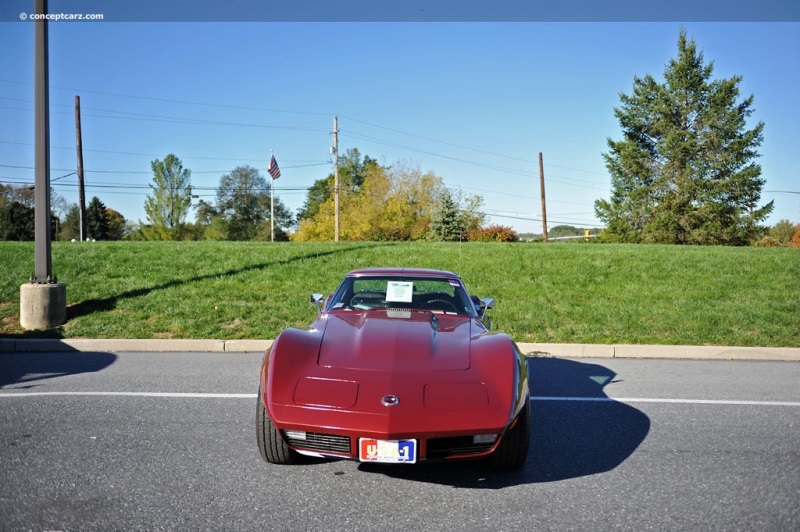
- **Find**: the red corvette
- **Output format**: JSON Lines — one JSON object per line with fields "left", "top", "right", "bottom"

{"left": 256, "top": 268, "right": 530, "bottom": 470}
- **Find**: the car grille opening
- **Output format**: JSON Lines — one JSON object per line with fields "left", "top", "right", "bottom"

{"left": 282, "top": 431, "right": 351, "bottom": 455}
{"left": 427, "top": 436, "right": 495, "bottom": 459}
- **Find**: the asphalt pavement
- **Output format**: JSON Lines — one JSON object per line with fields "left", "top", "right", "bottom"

{"left": 1, "top": 352, "right": 798, "bottom": 531}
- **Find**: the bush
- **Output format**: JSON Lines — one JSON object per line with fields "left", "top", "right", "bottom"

{"left": 791, "top": 224, "right": 800, "bottom": 248}
{"left": 753, "top": 236, "right": 782, "bottom": 248}
{"left": 468, "top": 225, "right": 519, "bottom": 242}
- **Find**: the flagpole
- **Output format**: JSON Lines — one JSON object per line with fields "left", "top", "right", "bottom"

{"left": 270, "top": 150, "right": 274, "bottom": 242}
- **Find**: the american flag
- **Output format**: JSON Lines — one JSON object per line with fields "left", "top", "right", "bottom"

{"left": 268, "top": 155, "right": 281, "bottom": 180}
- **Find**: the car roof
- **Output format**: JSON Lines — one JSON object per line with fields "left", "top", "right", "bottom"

{"left": 346, "top": 268, "right": 461, "bottom": 279}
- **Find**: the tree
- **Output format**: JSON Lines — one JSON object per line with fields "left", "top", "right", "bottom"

{"left": 0, "top": 183, "right": 34, "bottom": 210}
{"left": 429, "top": 188, "right": 485, "bottom": 242}
{"left": 144, "top": 154, "right": 192, "bottom": 240}
{"left": 86, "top": 196, "right": 109, "bottom": 240}
{"left": 215, "top": 165, "right": 292, "bottom": 241}
{"left": 296, "top": 148, "right": 378, "bottom": 222}
{"left": 595, "top": 29, "right": 772, "bottom": 245}
{"left": 430, "top": 189, "right": 464, "bottom": 241}
{"left": 293, "top": 160, "right": 464, "bottom": 242}
{"left": 0, "top": 202, "right": 35, "bottom": 241}
{"left": 768, "top": 220, "right": 796, "bottom": 246}
{"left": 192, "top": 200, "right": 227, "bottom": 241}
{"left": 60, "top": 204, "right": 81, "bottom": 241}
{"left": 106, "top": 208, "right": 127, "bottom": 240}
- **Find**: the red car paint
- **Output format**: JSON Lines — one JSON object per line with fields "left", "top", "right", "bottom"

{"left": 258, "top": 268, "right": 529, "bottom": 464}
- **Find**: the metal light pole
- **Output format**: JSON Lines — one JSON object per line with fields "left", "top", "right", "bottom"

{"left": 33, "top": 0, "right": 52, "bottom": 281}
{"left": 20, "top": 0, "right": 67, "bottom": 330}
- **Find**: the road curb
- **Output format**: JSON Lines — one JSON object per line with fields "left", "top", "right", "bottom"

{"left": 0, "top": 339, "right": 272, "bottom": 353}
{"left": 518, "top": 342, "right": 800, "bottom": 362}
{"left": 1, "top": 339, "right": 799, "bottom": 361}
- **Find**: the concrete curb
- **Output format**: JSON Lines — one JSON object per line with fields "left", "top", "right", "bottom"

{"left": 0, "top": 339, "right": 273, "bottom": 353}
{"left": 518, "top": 343, "right": 800, "bottom": 362}
{"left": 1, "top": 339, "right": 799, "bottom": 361}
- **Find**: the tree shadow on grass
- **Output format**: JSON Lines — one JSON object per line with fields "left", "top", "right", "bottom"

{"left": 359, "top": 357, "right": 650, "bottom": 489}
{"left": 6, "top": 243, "right": 395, "bottom": 338}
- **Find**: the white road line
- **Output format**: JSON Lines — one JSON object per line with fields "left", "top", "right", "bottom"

{"left": 0, "top": 392, "right": 798, "bottom": 407}
{"left": 531, "top": 396, "right": 800, "bottom": 407}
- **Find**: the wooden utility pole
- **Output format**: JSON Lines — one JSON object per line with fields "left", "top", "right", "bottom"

{"left": 333, "top": 115, "right": 340, "bottom": 242}
{"left": 539, "top": 152, "right": 548, "bottom": 243}
{"left": 74, "top": 95, "right": 86, "bottom": 241}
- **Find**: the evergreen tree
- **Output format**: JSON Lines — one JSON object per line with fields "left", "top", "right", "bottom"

{"left": 595, "top": 29, "right": 772, "bottom": 245}
{"left": 60, "top": 204, "right": 81, "bottom": 241}
{"left": 86, "top": 196, "right": 109, "bottom": 240}
{"left": 0, "top": 202, "right": 35, "bottom": 241}
{"left": 430, "top": 190, "right": 465, "bottom": 241}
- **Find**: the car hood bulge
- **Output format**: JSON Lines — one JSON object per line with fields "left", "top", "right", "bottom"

{"left": 318, "top": 311, "right": 473, "bottom": 372}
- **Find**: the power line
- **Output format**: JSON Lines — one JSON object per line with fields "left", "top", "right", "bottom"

{"left": 0, "top": 103, "right": 329, "bottom": 132}
{"left": 0, "top": 140, "right": 328, "bottom": 165}
{"left": 1, "top": 84, "right": 612, "bottom": 185}
{"left": 344, "top": 129, "right": 609, "bottom": 188}
{"left": 0, "top": 79, "right": 332, "bottom": 118}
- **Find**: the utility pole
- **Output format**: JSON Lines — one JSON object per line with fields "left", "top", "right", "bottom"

{"left": 75, "top": 95, "right": 86, "bottom": 241}
{"left": 539, "top": 152, "right": 548, "bottom": 243}
{"left": 332, "top": 116, "right": 340, "bottom": 242}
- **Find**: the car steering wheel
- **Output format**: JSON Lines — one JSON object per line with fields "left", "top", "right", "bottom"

{"left": 420, "top": 298, "right": 460, "bottom": 313}
{"left": 349, "top": 292, "right": 385, "bottom": 310}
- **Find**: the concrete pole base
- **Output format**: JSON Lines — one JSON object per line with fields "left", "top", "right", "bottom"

{"left": 20, "top": 283, "right": 67, "bottom": 330}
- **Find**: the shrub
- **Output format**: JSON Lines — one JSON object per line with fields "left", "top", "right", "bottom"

{"left": 753, "top": 236, "right": 781, "bottom": 248}
{"left": 468, "top": 225, "right": 519, "bottom": 242}
{"left": 791, "top": 224, "right": 800, "bottom": 248}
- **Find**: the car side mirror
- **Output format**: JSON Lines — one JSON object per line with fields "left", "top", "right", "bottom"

{"left": 311, "top": 293, "right": 325, "bottom": 310}
{"left": 481, "top": 297, "right": 494, "bottom": 330}
{"left": 471, "top": 296, "right": 494, "bottom": 321}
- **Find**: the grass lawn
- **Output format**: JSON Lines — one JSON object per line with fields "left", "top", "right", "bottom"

{"left": 1, "top": 241, "right": 798, "bottom": 346}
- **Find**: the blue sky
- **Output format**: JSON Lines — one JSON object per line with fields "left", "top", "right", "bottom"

{"left": 1, "top": 18, "right": 798, "bottom": 233}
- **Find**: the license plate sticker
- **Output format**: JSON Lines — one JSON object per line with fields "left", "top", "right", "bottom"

{"left": 358, "top": 438, "right": 417, "bottom": 463}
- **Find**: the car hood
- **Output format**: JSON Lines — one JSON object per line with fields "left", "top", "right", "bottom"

{"left": 317, "top": 310, "right": 473, "bottom": 372}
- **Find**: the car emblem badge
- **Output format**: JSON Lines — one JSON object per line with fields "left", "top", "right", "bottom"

{"left": 381, "top": 394, "right": 400, "bottom": 407}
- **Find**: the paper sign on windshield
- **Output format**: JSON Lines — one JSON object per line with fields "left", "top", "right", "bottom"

{"left": 386, "top": 281, "right": 413, "bottom": 302}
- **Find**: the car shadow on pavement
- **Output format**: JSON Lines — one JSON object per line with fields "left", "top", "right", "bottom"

{"left": 0, "top": 348, "right": 117, "bottom": 389}
{"left": 360, "top": 357, "right": 650, "bottom": 489}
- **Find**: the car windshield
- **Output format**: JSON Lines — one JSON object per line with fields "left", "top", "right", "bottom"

{"left": 327, "top": 276, "right": 476, "bottom": 316}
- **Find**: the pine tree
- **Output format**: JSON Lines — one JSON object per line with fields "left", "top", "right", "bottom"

{"left": 430, "top": 190, "right": 464, "bottom": 242}
{"left": 595, "top": 29, "right": 772, "bottom": 245}
{"left": 86, "top": 196, "right": 109, "bottom": 240}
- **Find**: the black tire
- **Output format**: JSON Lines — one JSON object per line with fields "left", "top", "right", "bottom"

{"left": 256, "top": 388, "right": 298, "bottom": 465}
{"left": 488, "top": 397, "right": 531, "bottom": 471}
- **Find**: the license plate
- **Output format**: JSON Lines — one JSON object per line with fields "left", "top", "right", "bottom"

{"left": 358, "top": 438, "right": 417, "bottom": 463}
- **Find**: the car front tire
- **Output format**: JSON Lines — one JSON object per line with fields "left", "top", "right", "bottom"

{"left": 488, "top": 397, "right": 530, "bottom": 471}
{"left": 256, "top": 388, "right": 298, "bottom": 465}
